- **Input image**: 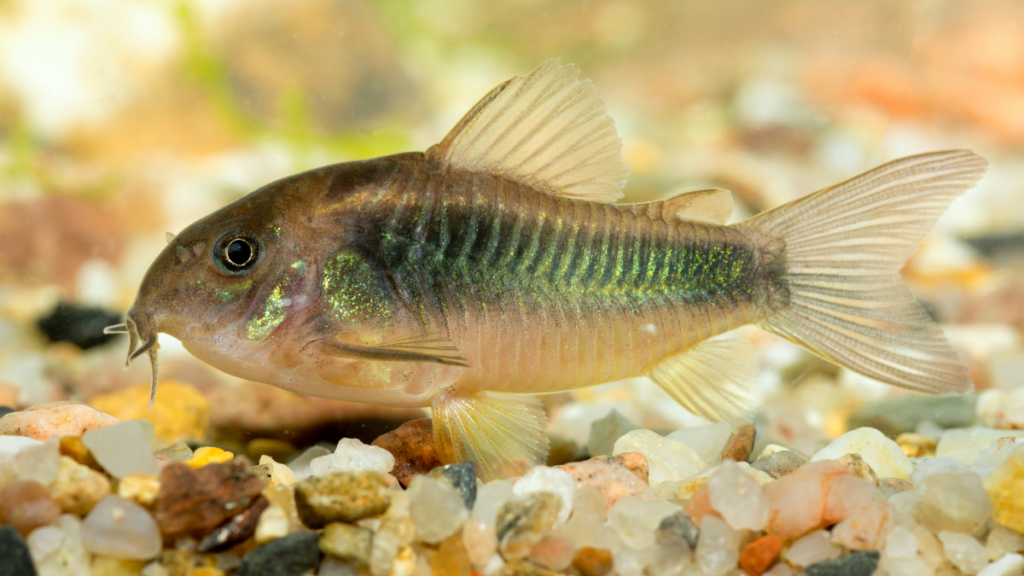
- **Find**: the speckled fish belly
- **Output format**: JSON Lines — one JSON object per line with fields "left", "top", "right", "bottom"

{"left": 112, "top": 60, "right": 987, "bottom": 481}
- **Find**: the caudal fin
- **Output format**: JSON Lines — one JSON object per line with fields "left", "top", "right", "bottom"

{"left": 740, "top": 150, "right": 987, "bottom": 394}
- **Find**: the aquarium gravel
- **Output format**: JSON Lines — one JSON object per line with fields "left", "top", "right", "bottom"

{"left": 3, "top": 399, "right": 1024, "bottom": 576}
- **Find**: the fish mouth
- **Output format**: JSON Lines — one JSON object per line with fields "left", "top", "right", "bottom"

{"left": 104, "top": 313, "right": 161, "bottom": 409}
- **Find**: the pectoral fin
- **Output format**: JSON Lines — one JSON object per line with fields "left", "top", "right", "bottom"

{"left": 316, "top": 335, "right": 469, "bottom": 367}
{"left": 647, "top": 335, "right": 758, "bottom": 425}
{"left": 432, "top": 389, "right": 549, "bottom": 482}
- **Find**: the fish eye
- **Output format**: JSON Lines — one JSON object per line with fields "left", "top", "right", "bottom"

{"left": 215, "top": 233, "right": 260, "bottom": 273}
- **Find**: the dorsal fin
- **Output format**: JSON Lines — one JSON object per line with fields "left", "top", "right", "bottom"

{"left": 425, "top": 59, "right": 628, "bottom": 202}
{"left": 625, "top": 188, "right": 734, "bottom": 225}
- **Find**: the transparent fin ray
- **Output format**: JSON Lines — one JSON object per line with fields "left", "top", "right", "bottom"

{"left": 431, "top": 390, "right": 549, "bottom": 482}
{"left": 647, "top": 335, "right": 759, "bottom": 425}
{"left": 740, "top": 150, "right": 987, "bottom": 394}
{"left": 625, "top": 188, "right": 734, "bottom": 225}
{"left": 426, "top": 59, "right": 627, "bottom": 202}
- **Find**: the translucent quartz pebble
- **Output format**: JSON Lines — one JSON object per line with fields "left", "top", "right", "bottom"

{"left": 977, "top": 553, "right": 1024, "bottom": 576}
{"left": 884, "top": 525, "right": 918, "bottom": 559}
{"left": 612, "top": 544, "right": 655, "bottom": 576}
{"left": 938, "top": 531, "right": 989, "bottom": 575}
{"left": 82, "top": 420, "right": 157, "bottom": 478}
{"left": 463, "top": 517, "right": 497, "bottom": 567}
{"left": 977, "top": 437, "right": 1019, "bottom": 468}
{"left": 28, "top": 524, "right": 64, "bottom": 561}
{"left": 587, "top": 409, "right": 638, "bottom": 457}
{"left": 0, "top": 435, "right": 43, "bottom": 455}
{"left": 911, "top": 457, "right": 967, "bottom": 485}
{"left": 696, "top": 515, "right": 739, "bottom": 576}
{"left": 260, "top": 455, "right": 299, "bottom": 488}
{"left": 667, "top": 422, "right": 732, "bottom": 466}
{"left": 408, "top": 475, "right": 467, "bottom": 544}
{"left": 647, "top": 536, "right": 692, "bottom": 576}
{"left": 879, "top": 556, "right": 936, "bottom": 576}
{"left": 810, "top": 427, "right": 912, "bottom": 479}
{"left": 287, "top": 445, "right": 331, "bottom": 480}
{"left": 528, "top": 535, "right": 575, "bottom": 571}
{"left": 917, "top": 472, "right": 992, "bottom": 534}
{"left": 607, "top": 495, "right": 680, "bottom": 550}
{"left": 613, "top": 429, "right": 707, "bottom": 485}
{"left": 987, "top": 525, "right": 1024, "bottom": 561}
{"left": 255, "top": 505, "right": 289, "bottom": 544}
{"left": 937, "top": 428, "right": 1024, "bottom": 467}
{"left": 153, "top": 442, "right": 193, "bottom": 463}
{"left": 785, "top": 530, "right": 842, "bottom": 567}
{"left": 556, "top": 486, "right": 607, "bottom": 546}
{"left": 311, "top": 438, "right": 395, "bottom": 477}
{"left": 765, "top": 563, "right": 795, "bottom": 576}
{"left": 513, "top": 466, "right": 576, "bottom": 526}
{"left": 13, "top": 436, "right": 61, "bottom": 484}
{"left": 707, "top": 459, "right": 769, "bottom": 531}
{"left": 29, "top": 514, "right": 90, "bottom": 576}
{"left": 472, "top": 480, "right": 514, "bottom": 528}
{"left": 82, "top": 495, "right": 162, "bottom": 560}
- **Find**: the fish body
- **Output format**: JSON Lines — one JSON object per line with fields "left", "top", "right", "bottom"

{"left": 117, "top": 61, "right": 987, "bottom": 480}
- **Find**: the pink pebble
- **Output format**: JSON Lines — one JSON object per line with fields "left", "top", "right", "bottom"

{"left": 0, "top": 401, "right": 120, "bottom": 440}
{"left": 762, "top": 460, "right": 854, "bottom": 540}
{"left": 556, "top": 459, "right": 657, "bottom": 507}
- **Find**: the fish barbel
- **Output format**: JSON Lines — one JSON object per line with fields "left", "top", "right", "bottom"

{"left": 111, "top": 60, "right": 987, "bottom": 480}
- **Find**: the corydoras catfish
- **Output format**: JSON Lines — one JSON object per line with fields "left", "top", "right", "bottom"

{"left": 110, "top": 60, "right": 987, "bottom": 480}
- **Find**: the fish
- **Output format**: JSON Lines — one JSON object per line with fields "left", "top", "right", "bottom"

{"left": 108, "top": 60, "right": 987, "bottom": 481}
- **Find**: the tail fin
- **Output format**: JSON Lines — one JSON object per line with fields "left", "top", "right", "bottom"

{"left": 740, "top": 150, "right": 987, "bottom": 394}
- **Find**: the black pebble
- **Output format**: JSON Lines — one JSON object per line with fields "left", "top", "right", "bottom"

{"left": 657, "top": 511, "right": 700, "bottom": 548}
{"left": 235, "top": 532, "right": 322, "bottom": 576}
{"left": 0, "top": 524, "right": 38, "bottom": 576}
{"left": 36, "top": 302, "right": 123, "bottom": 350}
{"left": 805, "top": 550, "right": 880, "bottom": 576}
{"left": 0, "top": 407, "right": 15, "bottom": 419}
{"left": 428, "top": 461, "right": 477, "bottom": 509}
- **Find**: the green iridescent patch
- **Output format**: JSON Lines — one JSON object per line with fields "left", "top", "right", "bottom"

{"left": 246, "top": 283, "right": 288, "bottom": 340}
{"left": 323, "top": 252, "right": 390, "bottom": 323}
{"left": 214, "top": 279, "right": 253, "bottom": 303}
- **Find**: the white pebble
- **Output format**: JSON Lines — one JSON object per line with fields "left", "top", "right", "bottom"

{"left": 937, "top": 427, "right": 1024, "bottom": 467}
{"left": 811, "top": 427, "right": 911, "bottom": 479}
{"left": 607, "top": 495, "right": 679, "bottom": 551}
{"left": 82, "top": 495, "right": 162, "bottom": 560}
{"left": 884, "top": 525, "right": 918, "bottom": 559}
{"left": 707, "top": 459, "right": 768, "bottom": 531}
{"left": 255, "top": 506, "right": 289, "bottom": 544}
{"left": 978, "top": 553, "right": 1024, "bottom": 576}
{"left": 613, "top": 429, "right": 707, "bottom": 484}
{"left": 666, "top": 422, "right": 732, "bottom": 465}
{"left": 939, "top": 531, "right": 989, "bottom": 575}
{"left": 409, "top": 475, "right": 467, "bottom": 544}
{"left": 512, "top": 466, "right": 576, "bottom": 526}
{"left": 785, "top": 530, "right": 842, "bottom": 566}
{"left": 82, "top": 420, "right": 158, "bottom": 478}
{"left": 310, "top": 438, "right": 395, "bottom": 476}
{"left": 911, "top": 457, "right": 967, "bottom": 485}
{"left": 472, "top": 480, "right": 515, "bottom": 528}
{"left": 695, "top": 515, "right": 739, "bottom": 576}
{"left": 0, "top": 435, "right": 43, "bottom": 455}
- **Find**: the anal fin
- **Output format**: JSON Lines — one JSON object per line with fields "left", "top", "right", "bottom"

{"left": 432, "top": 389, "right": 549, "bottom": 482}
{"left": 647, "top": 335, "right": 758, "bottom": 425}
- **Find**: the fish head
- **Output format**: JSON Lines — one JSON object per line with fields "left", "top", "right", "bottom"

{"left": 122, "top": 190, "right": 318, "bottom": 404}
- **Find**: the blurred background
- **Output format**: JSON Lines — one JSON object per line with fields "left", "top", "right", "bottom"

{"left": 0, "top": 0, "right": 1022, "bottom": 459}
